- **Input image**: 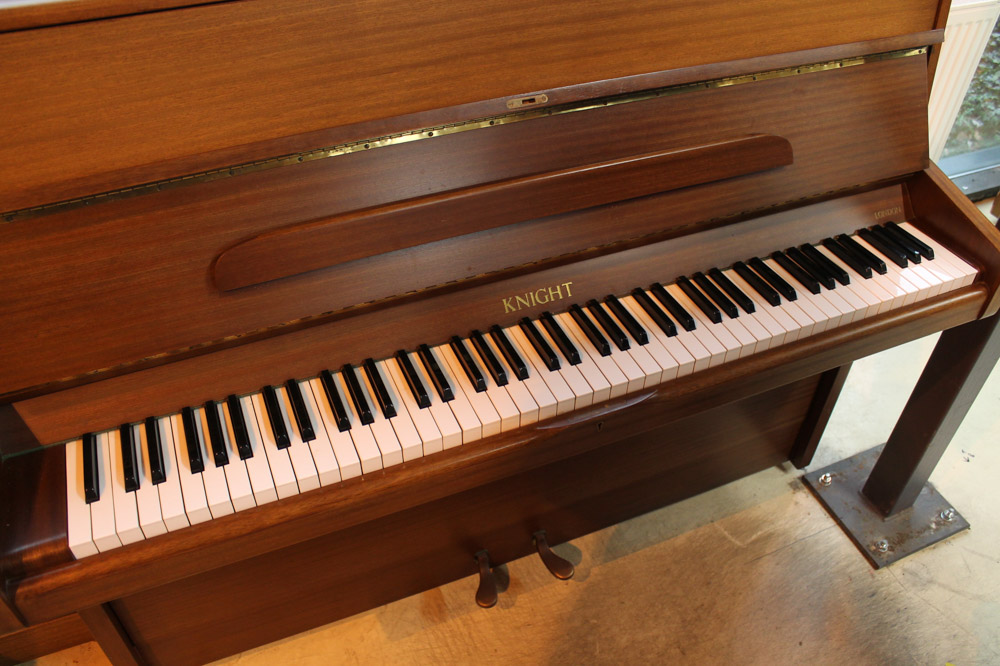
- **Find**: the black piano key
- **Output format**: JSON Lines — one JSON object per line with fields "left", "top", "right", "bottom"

{"left": 748, "top": 257, "right": 798, "bottom": 301}
{"left": 470, "top": 330, "right": 508, "bottom": 387}
{"left": 677, "top": 276, "right": 722, "bottom": 323}
{"left": 320, "top": 369, "right": 352, "bottom": 430}
{"left": 785, "top": 246, "right": 835, "bottom": 290}
{"left": 144, "top": 416, "right": 166, "bottom": 485}
{"left": 450, "top": 337, "right": 487, "bottom": 392}
{"left": 870, "top": 225, "right": 920, "bottom": 264}
{"left": 771, "top": 251, "right": 821, "bottom": 294}
{"left": 489, "top": 326, "right": 529, "bottom": 381}
{"left": 631, "top": 288, "right": 678, "bottom": 336}
{"left": 181, "top": 406, "right": 205, "bottom": 473}
{"left": 857, "top": 228, "right": 907, "bottom": 268}
{"left": 363, "top": 358, "right": 397, "bottom": 417}
{"left": 395, "top": 350, "right": 432, "bottom": 407}
{"left": 520, "top": 317, "right": 561, "bottom": 371}
{"left": 706, "top": 268, "right": 755, "bottom": 314}
{"left": 822, "top": 237, "right": 872, "bottom": 278}
{"left": 203, "top": 401, "right": 230, "bottom": 467}
{"left": 540, "top": 311, "right": 582, "bottom": 363}
{"left": 569, "top": 304, "right": 612, "bottom": 355}
{"left": 82, "top": 432, "right": 100, "bottom": 504}
{"left": 837, "top": 233, "right": 887, "bottom": 274}
{"left": 800, "top": 243, "right": 850, "bottom": 286}
{"left": 603, "top": 295, "right": 649, "bottom": 345}
{"left": 692, "top": 271, "right": 739, "bottom": 318}
{"left": 261, "top": 385, "right": 291, "bottom": 448}
{"left": 650, "top": 282, "right": 697, "bottom": 330}
{"left": 284, "top": 379, "right": 316, "bottom": 442}
{"left": 733, "top": 261, "right": 782, "bottom": 306}
{"left": 342, "top": 364, "right": 374, "bottom": 425}
{"left": 418, "top": 344, "right": 455, "bottom": 402}
{"left": 120, "top": 424, "right": 140, "bottom": 492}
{"left": 885, "top": 221, "right": 933, "bottom": 259}
{"left": 226, "top": 395, "right": 254, "bottom": 460}
{"left": 586, "top": 299, "right": 630, "bottom": 350}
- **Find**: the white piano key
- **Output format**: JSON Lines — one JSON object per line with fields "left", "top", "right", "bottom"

{"left": 305, "top": 377, "right": 361, "bottom": 480}
{"left": 330, "top": 372, "right": 384, "bottom": 474}
{"left": 154, "top": 418, "right": 190, "bottom": 532}
{"left": 557, "top": 311, "right": 631, "bottom": 397}
{"left": 132, "top": 423, "right": 167, "bottom": 538}
{"left": 595, "top": 300, "right": 663, "bottom": 387}
{"left": 167, "top": 413, "right": 213, "bottom": 525}
{"left": 551, "top": 311, "right": 622, "bottom": 395}
{"left": 106, "top": 427, "right": 144, "bottom": 545}
{"left": 403, "top": 351, "right": 464, "bottom": 449}
{"left": 646, "top": 288, "right": 715, "bottom": 372}
{"left": 721, "top": 269, "right": 787, "bottom": 346}
{"left": 900, "top": 223, "right": 977, "bottom": 287}
{"left": 533, "top": 322, "right": 601, "bottom": 406}
{"left": 90, "top": 433, "right": 123, "bottom": 552}
{"left": 508, "top": 325, "right": 576, "bottom": 414}
{"left": 193, "top": 407, "right": 236, "bottom": 518}
{"left": 424, "top": 345, "right": 483, "bottom": 443}
{"left": 490, "top": 332, "right": 559, "bottom": 421}
{"left": 214, "top": 403, "right": 256, "bottom": 512}
{"left": 375, "top": 359, "right": 424, "bottom": 461}
{"left": 274, "top": 386, "right": 321, "bottom": 492}
{"left": 665, "top": 283, "right": 736, "bottom": 364}
{"left": 818, "top": 244, "right": 900, "bottom": 314}
{"left": 616, "top": 296, "right": 682, "bottom": 381}
{"left": 726, "top": 270, "right": 800, "bottom": 343}
{"left": 763, "top": 258, "right": 840, "bottom": 332}
{"left": 474, "top": 359, "right": 523, "bottom": 432}
{"left": 908, "top": 247, "right": 963, "bottom": 293}
{"left": 354, "top": 363, "right": 404, "bottom": 467}
{"left": 233, "top": 397, "right": 278, "bottom": 505}
{"left": 248, "top": 393, "right": 299, "bottom": 499}
{"left": 65, "top": 439, "right": 99, "bottom": 559}
{"left": 852, "top": 236, "right": 922, "bottom": 306}
{"left": 293, "top": 380, "right": 346, "bottom": 484}
{"left": 438, "top": 343, "right": 504, "bottom": 437}
{"left": 812, "top": 247, "right": 883, "bottom": 318}
{"left": 478, "top": 333, "right": 541, "bottom": 425}
{"left": 385, "top": 357, "right": 444, "bottom": 455}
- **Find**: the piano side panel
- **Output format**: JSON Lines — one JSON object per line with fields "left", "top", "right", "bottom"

{"left": 0, "top": 0, "right": 941, "bottom": 211}
{"left": 0, "top": 56, "right": 930, "bottom": 400}
{"left": 110, "top": 375, "right": 820, "bottom": 666}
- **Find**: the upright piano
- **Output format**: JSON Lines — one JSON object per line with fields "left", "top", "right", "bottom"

{"left": 2, "top": 0, "right": 1000, "bottom": 663}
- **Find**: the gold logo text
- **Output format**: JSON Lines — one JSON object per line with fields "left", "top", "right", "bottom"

{"left": 502, "top": 281, "right": 574, "bottom": 313}
{"left": 874, "top": 206, "right": 902, "bottom": 220}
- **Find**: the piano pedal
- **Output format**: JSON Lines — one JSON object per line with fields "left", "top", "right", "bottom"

{"left": 474, "top": 550, "right": 498, "bottom": 608}
{"left": 533, "top": 530, "right": 574, "bottom": 580}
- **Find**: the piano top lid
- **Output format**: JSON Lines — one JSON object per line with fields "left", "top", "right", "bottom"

{"left": 0, "top": 0, "right": 946, "bottom": 213}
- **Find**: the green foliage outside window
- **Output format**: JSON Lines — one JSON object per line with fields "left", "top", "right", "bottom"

{"left": 943, "top": 22, "right": 1000, "bottom": 157}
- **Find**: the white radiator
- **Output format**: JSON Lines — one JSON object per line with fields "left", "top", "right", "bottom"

{"left": 928, "top": 0, "right": 1000, "bottom": 162}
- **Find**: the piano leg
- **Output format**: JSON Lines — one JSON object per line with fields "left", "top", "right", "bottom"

{"left": 805, "top": 312, "right": 1000, "bottom": 567}
{"left": 789, "top": 363, "right": 853, "bottom": 469}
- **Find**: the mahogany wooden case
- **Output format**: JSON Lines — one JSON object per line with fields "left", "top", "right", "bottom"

{"left": 3, "top": 0, "right": 1000, "bottom": 663}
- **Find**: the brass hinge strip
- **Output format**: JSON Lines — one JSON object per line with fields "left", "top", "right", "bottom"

{"left": 2, "top": 47, "right": 926, "bottom": 224}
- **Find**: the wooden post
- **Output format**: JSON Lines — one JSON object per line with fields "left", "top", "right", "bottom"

{"left": 862, "top": 312, "right": 1000, "bottom": 515}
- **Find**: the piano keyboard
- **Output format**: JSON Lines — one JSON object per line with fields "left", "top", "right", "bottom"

{"left": 65, "top": 222, "right": 977, "bottom": 558}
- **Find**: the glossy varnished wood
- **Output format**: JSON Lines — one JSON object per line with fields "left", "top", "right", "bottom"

{"left": 8, "top": 286, "right": 985, "bottom": 625}
{"left": 789, "top": 364, "right": 853, "bottom": 468}
{"left": 214, "top": 135, "right": 793, "bottom": 291}
{"left": 0, "top": 613, "right": 90, "bottom": 666}
{"left": 0, "top": 0, "right": 940, "bottom": 211}
{"left": 0, "top": 55, "right": 931, "bottom": 402}
{"left": 112, "top": 377, "right": 818, "bottom": 665}
{"left": 78, "top": 606, "right": 142, "bottom": 666}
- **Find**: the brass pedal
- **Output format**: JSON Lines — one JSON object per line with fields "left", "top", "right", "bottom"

{"left": 533, "top": 530, "right": 574, "bottom": 580}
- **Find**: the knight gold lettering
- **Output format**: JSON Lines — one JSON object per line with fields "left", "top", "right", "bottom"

{"left": 501, "top": 281, "right": 575, "bottom": 313}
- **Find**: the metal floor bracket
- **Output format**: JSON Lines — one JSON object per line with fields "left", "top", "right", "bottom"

{"left": 803, "top": 445, "right": 969, "bottom": 568}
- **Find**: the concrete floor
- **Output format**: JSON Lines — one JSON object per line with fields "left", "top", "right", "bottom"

{"left": 31, "top": 205, "right": 1000, "bottom": 666}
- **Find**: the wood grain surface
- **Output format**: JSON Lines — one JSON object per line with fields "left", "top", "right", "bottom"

{"left": 0, "top": 0, "right": 940, "bottom": 210}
